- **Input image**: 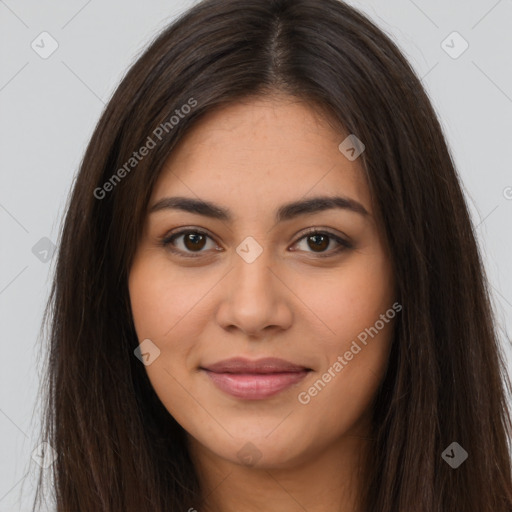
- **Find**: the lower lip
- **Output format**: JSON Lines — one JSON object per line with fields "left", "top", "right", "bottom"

{"left": 203, "top": 370, "right": 310, "bottom": 400}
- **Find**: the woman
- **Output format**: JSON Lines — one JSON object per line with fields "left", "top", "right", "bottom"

{"left": 34, "top": 0, "right": 512, "bottom": 510}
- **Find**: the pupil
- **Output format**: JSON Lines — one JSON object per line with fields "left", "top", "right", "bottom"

{"left": 185, "top": 233, "right": 206, "bottom": 251}
{"left": 309, "top": 234, "right": 328, "bottom": 251}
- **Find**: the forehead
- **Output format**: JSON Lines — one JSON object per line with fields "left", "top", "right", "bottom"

{"left": 150, "top": 95, "right": 372, "bottom": 218}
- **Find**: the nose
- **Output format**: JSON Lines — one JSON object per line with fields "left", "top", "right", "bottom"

{"left": 214, "top": 242, "right": 293, "bottom": 338}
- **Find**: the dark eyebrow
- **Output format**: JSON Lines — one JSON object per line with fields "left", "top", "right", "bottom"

{"left": 149, "top": 195, "right": 369, "bottom": 222}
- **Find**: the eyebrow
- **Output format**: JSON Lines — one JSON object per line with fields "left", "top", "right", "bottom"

{"left": 149, "top": 195, "right": 369, "bottom": 222}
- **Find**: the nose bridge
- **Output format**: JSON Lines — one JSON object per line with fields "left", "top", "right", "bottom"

{"left": 215, "top": 235, "right": 292, "bottom": 335}
{"left": 232, "top": 235, "right": 275, "bottom": 298}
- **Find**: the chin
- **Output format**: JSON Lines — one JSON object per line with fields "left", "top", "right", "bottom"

{"left": 197, "top": 427, "right": 314, "bottom": 470}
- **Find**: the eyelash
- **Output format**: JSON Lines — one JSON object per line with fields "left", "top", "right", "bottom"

{"left": 160, "top": 227, "right": 353, "bottom": 259}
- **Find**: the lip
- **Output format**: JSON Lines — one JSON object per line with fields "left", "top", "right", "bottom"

{"left": 200, "top": 357, "right": 312, "bottom": 400}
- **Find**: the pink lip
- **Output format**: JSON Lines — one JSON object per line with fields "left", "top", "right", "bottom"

{"left": 201, "top": 357, "right": 311, "bottom": 400}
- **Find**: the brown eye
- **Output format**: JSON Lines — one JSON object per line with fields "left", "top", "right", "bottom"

{"left": 292, "top": 229, "right": 352, "bottom": 257}
{"left": 162, "top": 229, "right": 218, "bottom": 257}
{"left": 183, "top": 232, "right": 207, "bottom": 251}
{"left": 306, "top": 233, "right": 330, "bottom": 252}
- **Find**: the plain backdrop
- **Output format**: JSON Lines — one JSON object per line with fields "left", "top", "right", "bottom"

{"left": 1, "top": 0, "right": 511, "bottom": 510}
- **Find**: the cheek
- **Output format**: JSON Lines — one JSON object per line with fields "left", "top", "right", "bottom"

{"left": 297, "top": 309, "right": 395, "bottom": 439}
{"left": 295, "top": 249, "right": 395, "bottom": 347}
{"left": 128, "top": 257, "right": 207, "bottom": 423}
{"left": 128, "top": 253, "right": 213, "bottom": 341}
{"left": 292, "top": 247, "right": 395, "bottom": 416}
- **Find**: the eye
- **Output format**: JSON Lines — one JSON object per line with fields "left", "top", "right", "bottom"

{"left": 291, "top": 228, "right": 352, "bottom": 257}
{"left": 160, "top": 227, "right": 352, "bottom": 259}
{"left": 161, "top": 229, "right": 220, "bottom": 258}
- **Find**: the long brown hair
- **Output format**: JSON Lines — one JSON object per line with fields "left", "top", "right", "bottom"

{"left": 33, "top": 0, "right": 512, "bottom": 510}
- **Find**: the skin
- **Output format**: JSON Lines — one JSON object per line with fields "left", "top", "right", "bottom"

{"left": 128, "top": 94, "right": 397, "bottom": 512}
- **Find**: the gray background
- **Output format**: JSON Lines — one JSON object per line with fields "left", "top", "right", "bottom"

{"left": 1, "top": 0, "right": 511, "bottom": 510}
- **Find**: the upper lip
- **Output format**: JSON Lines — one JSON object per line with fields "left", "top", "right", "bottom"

{"left": 201, "top": 357, "right": 311, "bottom": 374}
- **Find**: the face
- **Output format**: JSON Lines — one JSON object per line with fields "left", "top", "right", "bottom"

{"left": 128, "top": 94, "right": 397, "bottom": 470}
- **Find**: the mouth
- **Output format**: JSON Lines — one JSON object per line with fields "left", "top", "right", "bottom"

{"left": 200, "top": 357, "right": 312, "bottom": 400}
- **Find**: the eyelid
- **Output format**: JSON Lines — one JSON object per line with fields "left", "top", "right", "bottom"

{"left": 295, "top": 226, "right": 350, "bottom": 244}
{"left": 161, "top": 227, "right": 220, "bottom": 258}
{"left": 291, "top": 227, "right": 353, "bottom": 257}
{"left": 160, "top": 226, "right": 352, "bottom": 258}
